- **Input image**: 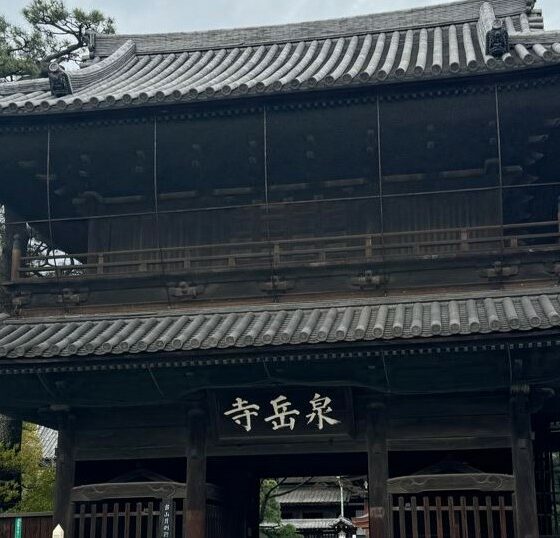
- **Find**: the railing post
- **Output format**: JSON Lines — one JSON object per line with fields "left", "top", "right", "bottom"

{"left": 510, "top": 387, "right": 539, "bottom": 538}
{"left": 460, "top": 229, "right": 469, "bottom": 252}
{"left": 367, "top": 400, "right": 389, "bottom": 538}
{"left": 97, "top": 254, "right": 104, "bottom": 275}
{"left": 365, "top": 237, "right": 373, "bottom": 259}
{"left": 10, "top": 234, "right": 22, "bottom": 281}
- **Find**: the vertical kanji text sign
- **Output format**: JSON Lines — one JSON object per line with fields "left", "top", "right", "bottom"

{"left": 216, "top": 388, "right": 351, "bottom": 440}
{"left": 159, "top": 498, "right": 175, "bottom": 538}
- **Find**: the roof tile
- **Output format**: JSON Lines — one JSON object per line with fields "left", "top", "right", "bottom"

{"left": 0, "top": 291, "right": 559, "bottom": 360}
{"left": 0, "top": 0, "right": 557, "bottom": 115}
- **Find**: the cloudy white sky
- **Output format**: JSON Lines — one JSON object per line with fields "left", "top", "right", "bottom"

{"left": 3, "top": 0, "right": 560, "bottom": 34}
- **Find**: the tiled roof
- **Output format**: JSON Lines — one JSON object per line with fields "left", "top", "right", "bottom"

{"left": 37, "top": 425, "right": 58, "bottom": 460}
{"left": 0, "top": 0, "right": 557, "bottom": 115}
{"left": 1, "top": 290, "right": 560, "bottom": 360}
{"left": 278, "top": 487, "right": 349, "bottom": 504}
{"left": 273, "top": 517, "right": 355, "bottom": 530}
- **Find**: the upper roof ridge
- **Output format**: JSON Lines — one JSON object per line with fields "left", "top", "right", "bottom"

{"left": 91, "top": 0, "right": 529, "bottom": 57}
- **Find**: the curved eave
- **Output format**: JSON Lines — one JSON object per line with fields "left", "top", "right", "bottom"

{"left": 2, "top": 29, "right": 560, "bottom": 116}
{"left": 0, "top": 290, "right": 559, "bottom": 361}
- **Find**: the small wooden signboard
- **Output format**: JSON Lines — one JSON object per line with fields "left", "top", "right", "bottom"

{"left": 159, "top": 499, "right": 175, "bottom": 538}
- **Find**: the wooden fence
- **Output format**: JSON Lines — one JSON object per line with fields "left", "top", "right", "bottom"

{"left": 392, "top": 495, "right": 513, "bottom": 538}
{"left": 388, "top": 473, "right": 515, "bottom": 538}
{"left": 0, "top": 513, "right": 52, "bottom": 538}
{"left": 70, "top": 482, "right": 232, "bottom": 538}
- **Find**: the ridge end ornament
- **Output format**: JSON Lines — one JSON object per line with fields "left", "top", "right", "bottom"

{"left": 486, "top": 20, "right": 509, "bottom": 58}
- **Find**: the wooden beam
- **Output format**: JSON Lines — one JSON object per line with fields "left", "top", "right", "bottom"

{"left": 53, "top": 415, "right": 76, "bottom": 536}
{"left": 510, "top": 389, "right": 539, "bottom": 538}
{"left": 185, "top": 408, "right": 207, "bottom": 538}
{"left": 367, "top": 401, "right": 389, "bottom": 538}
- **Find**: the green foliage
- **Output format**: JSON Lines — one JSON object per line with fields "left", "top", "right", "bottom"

{"left": 259, "top": 479, "right": 302, "bottom": 538}
{"left": 0, "top": 423, "right": 55, "bottom": 513}
{"left": 262, "top": 524, "right": 301, "bottom": 538}
{"left": 1, "top": 0, "right": 115, "bottom": 80}
{"left": 260, "top": 479, "right": 282, "bottom": 524}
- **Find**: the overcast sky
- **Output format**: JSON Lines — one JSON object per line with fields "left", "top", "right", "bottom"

{"left": 3, "top": 0, "right": 560, "bottom": 35}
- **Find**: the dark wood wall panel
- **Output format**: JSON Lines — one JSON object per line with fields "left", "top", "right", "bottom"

{"left": 74, "top": 395, "right": 510, "bottom": 460}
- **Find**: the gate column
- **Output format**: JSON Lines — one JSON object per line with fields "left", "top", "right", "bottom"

{"left": 511, "top": 388, "right": 539, "bottom": 538}
{"left": 53, "top": 414, "right": 76, "bottom": 536}
{"left": 367, "top": 401, "right": 389, "bottom": 538}
{"left": 185, "top": 408, "right": 207, "bottom": 538}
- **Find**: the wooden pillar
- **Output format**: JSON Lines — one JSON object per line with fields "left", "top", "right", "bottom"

{"left": 367, "top": 401, "right": 389, "bottom": 538}
{"left": 510, "top": 388, "right": 539, "bottom": 538}
{"left": 53, "top": 416, "right": 76, "bottom": 535}
{"left": 4, "top": 208, "right": 29, "bottom": 282}
{"left": 185, "top": 408, "right": 207, "bottom": 538}
{"left": 10, "top": 234, "right": 22, "bottom": 281}
{"left": 246, "top": 475, "right": 261, "bottom": 538}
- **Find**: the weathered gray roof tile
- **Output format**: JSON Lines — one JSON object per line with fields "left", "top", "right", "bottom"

{"left": 0, "top": 0, "right": 556, "bottom": 115}
{"left": 0, "top": 291, "right": 559, "bottom": 360}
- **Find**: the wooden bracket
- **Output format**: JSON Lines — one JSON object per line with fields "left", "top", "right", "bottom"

{"left": 57, "top": 288, "right": 88, "bottom": 305}
{"left": 168, "top": 282, "right": 204, "bottom": 300}
{"left": 260, "top": 276, "right": 294, "bottom": 294}
{"left": 510, "top": 384, "right": 530, "bottom": 396}
{"left": 546, "top": 262, "right": 560, "bottom": 278}
{"left": 11, "top": 292, "right": 31, "bottom": 310}
{"left": 350, "top": 271, "right": 388, "bottom": 290}
{"left": 480, "top": 261, "right": 519, "bottom": 279}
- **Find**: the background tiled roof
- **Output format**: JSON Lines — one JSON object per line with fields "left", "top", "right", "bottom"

{"left": 37, "top": 426, "right": 57, "bottom": 460}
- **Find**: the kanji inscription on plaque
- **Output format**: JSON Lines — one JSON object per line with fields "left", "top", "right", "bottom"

{"left": 216, "top": 388, "right": 349, "bottom": 439}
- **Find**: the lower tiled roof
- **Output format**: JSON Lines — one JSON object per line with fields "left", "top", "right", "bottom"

{"left": 278, "top": 487, "right": 349, "bottom": 505}
{"left": 1, "top": 290, "right": 559, "bottom": 360}
{"left": 274, "top": 517, "right": 355, "bottom": 530}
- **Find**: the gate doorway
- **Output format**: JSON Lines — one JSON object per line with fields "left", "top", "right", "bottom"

{"left": 208, "top": 452, "right": 368, "bottom": 538}
{"left": 68, "top": 448, "right": 516, "bottom": 538}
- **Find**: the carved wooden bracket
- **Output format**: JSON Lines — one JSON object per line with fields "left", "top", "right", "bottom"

{"left": 480, "top": 262, "right": 519, "bottom": 279}
{"left": 71, "top": 481, "right": 187, "bottom": 502}
{"left": 168, "top": 282, "right": 204, "bottom": 300}
{"left": 260, "top": 276, "right": 294, "bottom": 294}
{"left": 57, "top": 288, "right": 88, "bottom": 305}
{"left": 350, "top": 271, "right": 387, "bottom": 289}
{"left": 388, "top": 473, "right": 515, "bottom": 495}
{"left": 11, "top": 292, "right": 31, "bottom": 309}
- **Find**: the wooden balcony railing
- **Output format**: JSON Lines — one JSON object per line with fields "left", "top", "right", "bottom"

{"left": 11, "top": 220, "right": 560, "bottom": 281}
